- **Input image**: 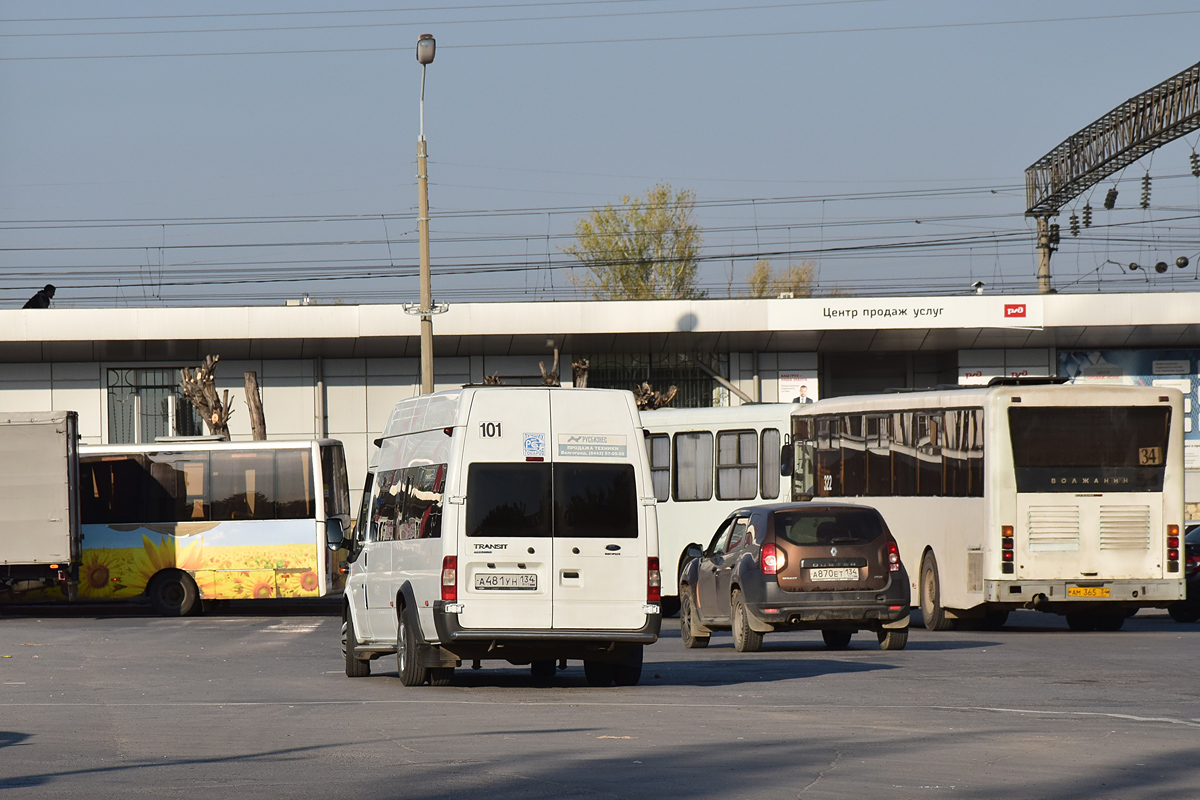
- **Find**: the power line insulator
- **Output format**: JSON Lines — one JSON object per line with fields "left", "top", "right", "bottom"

{"left": 1082, "top": 203, "right": 1092, "bottom": 227}
{"left": 1048, "top": 223, "right": 1060, "bottom": 246}
{"left": 1069, "top": 213, "right": 1079, "bottom": 237}
{"left": 1192, "top": 151, "right": 1200, "bottom": 178}
{"left": 1141, "top": 173, "right": 1151, "bottom": 209}
{"left": 1104, "top": 187, "right": 1118, "bottom": 210}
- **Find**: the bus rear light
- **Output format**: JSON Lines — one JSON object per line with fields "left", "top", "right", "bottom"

{"left": 647, "top": 557, "right": 661, "bottom": 602}
{"left": 441, "top": 556, "right": 457, "bottom": 602}
{"left": 761, "top": 543, "right": 784, "bottom": 575}
{"left": 1001, "top": 525, "right": 1015, "bottom": 574}
{"left": 886, "top": 540, "right": 901, "bottom": 573}
{"left": 1167, "top": 524, "right": 1181, "bottom": 573}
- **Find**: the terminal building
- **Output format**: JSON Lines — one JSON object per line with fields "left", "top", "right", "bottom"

{"left": 2, "top": 291, "right": 1198, "bottom": 513}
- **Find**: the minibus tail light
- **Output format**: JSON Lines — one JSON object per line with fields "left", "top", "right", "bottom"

{"left": 647, "top": 557, "right": 661, "bottom": 602}
{"left": 441, "top": 556, "right": 457, "bottom": 601}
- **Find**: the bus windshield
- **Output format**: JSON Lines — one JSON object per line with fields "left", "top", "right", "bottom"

{"left": 1008, "top": 406, "right": 1171, "bottom": 492}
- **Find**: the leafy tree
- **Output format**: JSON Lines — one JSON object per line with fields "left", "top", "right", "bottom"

{"left": 746, "top": 258, "right": 815, "bottom": 298}
{"left": 563, "top": 184, "right": 704, "bottom": 300}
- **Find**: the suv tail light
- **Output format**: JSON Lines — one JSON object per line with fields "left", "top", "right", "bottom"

{"left": 1001, "top": 525, "right": 1015, "bottom": 574}
{"left": 647, "top": 557, "right": 661, "bottom": 602}
{"left": 441, "top": 556, "right": 457, "bottom": 601}
{"left": 1186, "top": 553, "right": 1200, "bottom": 578}
{"left": 761, "top": 542, "right": 785, "bottom": 575}
{"left": 886, "top": 540, "right": 901, "bottom": 573}
{"left": 1167, "top": 524, "right": 1180, "bottom": 573}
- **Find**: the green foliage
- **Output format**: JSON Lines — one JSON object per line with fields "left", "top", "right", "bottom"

{"left": 563, "top": 184, "right": 704, "bottom": 300}
{"left": 745, "top": 259, "right": 815, "bottom": 298}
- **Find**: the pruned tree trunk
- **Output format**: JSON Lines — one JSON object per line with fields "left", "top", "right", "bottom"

{"left": 540, "top": 347, "right": 561, "bottom": 386}
{"left": 633, "top": 381, "right": 677, "bottom": 410}
{"left": 571, "top": 358, "right": 589, "bottom": 388}
{"left": 180, "top": 355, "right": 232, "bottom": 440}
{"left": 244, "top": 371, "right": 267, "bottom": 441}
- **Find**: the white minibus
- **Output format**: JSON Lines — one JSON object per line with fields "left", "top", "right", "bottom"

{"left": 337, "top": 387, "right": 662, "bottom": 686}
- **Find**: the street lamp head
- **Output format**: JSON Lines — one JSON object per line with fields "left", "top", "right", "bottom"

{"left": 416, "top": 34, "right": 436, "bottom": 65}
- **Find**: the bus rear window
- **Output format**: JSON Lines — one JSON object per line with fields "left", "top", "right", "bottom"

{"left": 1008, "top": 406, "right": 1171, "bottom": 492}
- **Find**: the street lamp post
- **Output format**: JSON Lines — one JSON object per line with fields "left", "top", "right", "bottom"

{"left": 415, "top": 34, "right": 437, "bottom": 394}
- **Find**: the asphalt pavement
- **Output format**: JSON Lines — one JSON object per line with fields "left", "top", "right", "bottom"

{"left": 1, "top": 604, "right": 1197, "bottom": 799}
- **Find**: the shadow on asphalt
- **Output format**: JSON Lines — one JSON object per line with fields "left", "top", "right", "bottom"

{"left": 0, "top": 597, "right": 341, "bottom": 619}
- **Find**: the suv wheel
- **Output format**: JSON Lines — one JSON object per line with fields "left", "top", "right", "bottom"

{"left": 342, "top": 617, "right": 371, "bottom": 678}
{"left": 877, "top": 628, "right": 908, "bottom": 650}
{"left": 679, "top": 587, "right": 709, "bottom": 649}
{"left": 822, "top": 629, "right": 852, "bottom": 649}
{"left": 397, "top": 609, "right": 430, "bottom": 687}
{"left": 920, "top": 553, "right": 954, "bottom": 631}
{"left": 731, "top": 590, "right": 763, "bottom": 653}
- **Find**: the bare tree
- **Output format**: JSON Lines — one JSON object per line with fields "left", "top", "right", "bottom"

{"left": 180, "top": 355, "right": 232, "bottom": 440}
{"left": 244, "top": 371, "right": 267, "bottom": 441}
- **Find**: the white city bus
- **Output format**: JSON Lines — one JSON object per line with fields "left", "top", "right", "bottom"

{"left": 2, "top": 438, "right": 353, "bottom": 615}
{"left": 640, "top": 404, "right": 794, "bottom": 615}
{"left": 789, "top": 380, "right": 1187, "bottom": 631}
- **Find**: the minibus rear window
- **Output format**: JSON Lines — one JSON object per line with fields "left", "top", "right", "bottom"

{"left": 465, "top": 463, "right": 551, "bottom": 537}
{"left": 555, "top": 464, "right": 638, "bottom": 539}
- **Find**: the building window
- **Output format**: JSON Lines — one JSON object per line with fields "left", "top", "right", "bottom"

{"left": 107, "top": 368, "right": 203, "bottom": 444}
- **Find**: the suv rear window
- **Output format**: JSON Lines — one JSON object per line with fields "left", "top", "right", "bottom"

{"left": 774, "top": 507, "right": 883, "bottom": 546}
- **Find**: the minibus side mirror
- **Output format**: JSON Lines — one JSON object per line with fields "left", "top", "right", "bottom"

{"left": 325, "top": 518, "right": 347, "bottom": 551}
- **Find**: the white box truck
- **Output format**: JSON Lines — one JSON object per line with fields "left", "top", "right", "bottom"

{"left": 0, "top": 411, "right": 81, "bottom": 599}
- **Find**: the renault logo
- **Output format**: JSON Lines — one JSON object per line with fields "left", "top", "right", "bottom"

{"left": 830, "top": 546, "right": 838, "bottom": 557}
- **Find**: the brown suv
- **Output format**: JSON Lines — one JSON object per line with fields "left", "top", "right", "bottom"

{"left": 678, "top": 502, "right": 911, "bottom": 651}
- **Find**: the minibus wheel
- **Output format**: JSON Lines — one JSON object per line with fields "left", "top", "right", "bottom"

{"left": 396, "top": 610, "right": 430, "bottom": 687}
{"left": 612, "top": 646, "right": 643, "bottom": 687}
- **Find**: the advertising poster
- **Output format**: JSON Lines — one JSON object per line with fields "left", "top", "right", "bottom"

{"left": 779, "top": 371, "right": 819, "bottom": 404}
{"left": 1059, "top": 349, "right": 1200, "bottom": 469}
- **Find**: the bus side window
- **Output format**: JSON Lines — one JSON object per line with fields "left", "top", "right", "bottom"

{"left": 760, "top": 428, "right": 781, "bottom": 500}
{"left": 865, "top": 415, "right": 892, "bottom": 496}
{"left": 716, "top": 430, "right": 757, "bottom": 501}
{"left": 673, "top": 431, "right": 713, "bottom": 502}
{"left": 893, "top": 412, "right": 918, "bottom": 495}
{"left": 647, "top": 434, "right": 670, "bottom": 503}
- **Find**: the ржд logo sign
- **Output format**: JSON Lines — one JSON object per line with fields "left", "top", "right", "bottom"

{"left": 1004, "top": 304, "right": 1027, "bottom": 318}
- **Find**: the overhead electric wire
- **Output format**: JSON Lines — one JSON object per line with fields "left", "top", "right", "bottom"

{"left": 3, "top": 10, "right": 1197, "bottom": 61}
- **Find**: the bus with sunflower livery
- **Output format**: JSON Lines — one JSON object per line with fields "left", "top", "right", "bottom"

{"left": 2, "top": 438, "right": 352, "bottom": 615}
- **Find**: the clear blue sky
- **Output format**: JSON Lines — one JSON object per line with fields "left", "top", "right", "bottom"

{"left": 2, "top": 0, "right": 1199, "bottom": 307}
